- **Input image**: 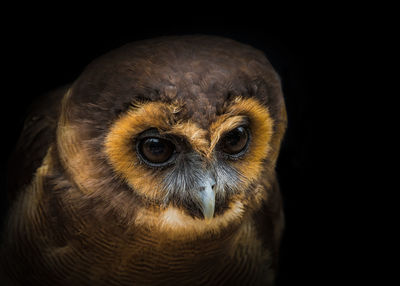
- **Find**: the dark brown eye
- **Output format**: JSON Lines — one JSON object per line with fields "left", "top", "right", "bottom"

{"left": 220, "top": 126, "right": 250, "bottom": 156}
{"left": 138, "top": 137, "right": 175, "bottom": 165}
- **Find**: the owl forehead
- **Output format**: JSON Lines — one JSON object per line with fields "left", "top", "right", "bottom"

{"left": 161, "top": 87, "right": 223, "bottom": 129}
{"left": 109, "top": 58, "right": 263, "bottom": 126}
{"left": 69, "top": 36, "right": 284, "bottom": 131}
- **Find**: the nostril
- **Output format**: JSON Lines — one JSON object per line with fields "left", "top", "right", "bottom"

{"left": 202, "top": 175, "right": 216, "bottom": 190}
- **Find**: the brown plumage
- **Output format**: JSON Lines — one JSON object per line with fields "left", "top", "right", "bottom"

{"left": 1, "top": 35, "right": 287, "bottom": 285}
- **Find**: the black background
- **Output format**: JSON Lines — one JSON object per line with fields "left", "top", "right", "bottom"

{"left": 0, "top": 14, "right": 346, "bottom": 285}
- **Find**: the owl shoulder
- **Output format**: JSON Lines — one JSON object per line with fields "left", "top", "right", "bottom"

{"left": 6, "top": 85, "right": 69, "bottom": 203}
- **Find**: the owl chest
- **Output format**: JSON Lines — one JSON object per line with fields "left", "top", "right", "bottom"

{"left": 14, "top": 215, "right": 268, "bottom": 285}
{"left": 46, "top": 227, "right": 267, "bottom": 285}
{"left": 4, "top": 198, "right": 272, "bottom": 286}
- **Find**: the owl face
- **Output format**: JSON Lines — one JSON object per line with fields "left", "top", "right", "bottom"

{"left": 56, "top": 36, "right": 286, "bottom": 237}
{"left": 104, "top": 96, "right": 273, "bottom": 220}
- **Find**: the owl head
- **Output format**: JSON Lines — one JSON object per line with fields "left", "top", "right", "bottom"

{"left": 56, "top": 35, "right": 286, "bottom": 238}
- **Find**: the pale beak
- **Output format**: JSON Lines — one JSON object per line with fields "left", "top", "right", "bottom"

{"left": 196, "top": 176, "right": 216, "bottom": 220}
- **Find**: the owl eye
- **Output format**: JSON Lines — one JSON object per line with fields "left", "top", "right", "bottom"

{"left": 220, "top": 126, "right": 250, "bottom": 157}
{"left": 137, "top": 137, "right": 176, "bottom": 166}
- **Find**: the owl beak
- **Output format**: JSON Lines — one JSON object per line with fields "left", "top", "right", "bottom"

{"left": 197, "top": 177, "right": 216, "bottom": 220}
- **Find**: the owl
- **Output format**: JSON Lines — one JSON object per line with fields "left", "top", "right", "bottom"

{"left": 1, "top": 35, "right": 287, "bottom": 285}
